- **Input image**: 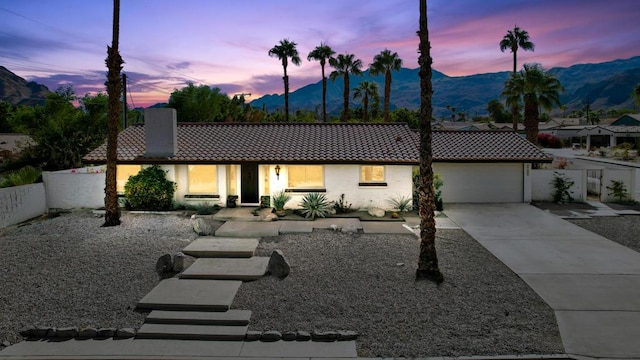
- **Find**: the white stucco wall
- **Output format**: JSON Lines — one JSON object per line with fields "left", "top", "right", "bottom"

{"left": 0, "top": 183, "right": 46, "bottom": 228}
{"left": 433, "top": 163, "right": 524, "bottom": 203}
{"left": 531, "top": 169, "right": 586, "bottom": 202}
{"left": 42, "top": 167, "right": 106, "bottom": 209}
{"left": 601, "top": 169, "right": 636, "bottom": 202}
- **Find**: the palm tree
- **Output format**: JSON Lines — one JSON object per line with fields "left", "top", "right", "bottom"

{"left": 329, "top": 53, "right": 363, "bottom": 122}
{"left": 369, "top": 49, "right": 403, "bottom": 122}
{"left": 502, "top": 63, "right": 564, "bottom": 144}
{"left": 500, "top": 26, "right": 535, "bottom": 131}
{"left": 268, "top": 39, "right": 301, "bottom": 122}
{"left": 415, "top": 0, "right": 443, "bottom": 283}
{"left": 307, "top": 43, "right": 335, "bottom": 122}
{"left": 103, "top": 0, "right": 123, "bottom": 227}
{"left": 353, "top": 81, "right": 379, "bottom": 122}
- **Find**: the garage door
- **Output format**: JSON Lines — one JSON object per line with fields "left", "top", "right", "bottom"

{"left": 433, "top": 163, "right": 524, "bottom": 203}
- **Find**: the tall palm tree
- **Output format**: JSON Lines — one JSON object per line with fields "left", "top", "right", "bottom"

{"left": 416, "top": 0, "right": 443, "bottom": 283}
{"left": 369, "top": 49, "right": 403, "bottom": 122}
{"left": 307, "top": 43, "right": 335, "bottom": 122}
{"left": 502, "top": 63, "right": 564, "bottom": 144}
{"left": 103, "top": 0, "right": 123, "bottom": 227}
{"left": 329, "top": 53, "right": 363, "bottom": 122}
{"left": 268, "top": 39, "right": 301, "bottom": 122}
{"left": 353, "top": 81, "right": 379, "bottom": 122}
{"left": 500, "top": 26, "right": 535, "bottom": 131}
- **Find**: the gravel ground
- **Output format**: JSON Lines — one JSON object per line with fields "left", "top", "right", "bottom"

{"left": 232, "top": 229, "right": 564, "bottom": 358}
{"left": 567, "top": 216, "right": 640, "bottom": 253}
{"left": 0, "top": 210, "right": 204, "bottom": 346}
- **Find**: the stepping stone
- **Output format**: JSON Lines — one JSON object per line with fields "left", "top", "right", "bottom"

{"left": 180, "top": 257, "right": 269, "bottom": 281}
{"left": 182, "top": 237, "right": 258, "bottom": 258}
{"left": 145, "top": 310, "right": 251, "bottom": 326}
{"left": 137, "top": 323, "right": 247, "bottom": 341}
{"left": 137, "top": 278, "right": 241, "bottom": 311}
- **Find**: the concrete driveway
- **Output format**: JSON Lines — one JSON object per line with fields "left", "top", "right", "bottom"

{"left": 445, "top": 203, "right": 640, "bottom": 359}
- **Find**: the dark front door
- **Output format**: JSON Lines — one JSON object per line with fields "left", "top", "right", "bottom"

{"left": 241, "top": 163, "right": 259, "bottom": 204}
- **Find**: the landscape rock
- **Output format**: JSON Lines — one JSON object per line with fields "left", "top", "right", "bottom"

{"left": 267, "top": 249, "right": 290, "bottom": 279}
{"left": 77, "top": 327, "right": 98, "bottom": 339}
{"left": 46, "top": 328, "right": 57, "bottom": 338}
{"left": 172, "top": 252, "right": 186, "bottom": 273}
{"left": 261, "top": 330, "right": 282, "bottom": 342}
{"left": 191, "top": 216, "right": 217, "bottom": 236}
{"left": 1, "top": 340, "right": 10, "bottom": 348}
{"left": 312, "top": 330, "right": 339, "bottom": 342}
{"left": 155, "top": 253, "right": 173, "bottom": 278}
{"left": 341, "top": 224, "right": 358, "bottom": 233}
{"left": 296, "top": 330, "right": 311, "bottom": 341}
{"left": 368, "top": 208, "right": 385, "bottom": 218}
{"left": 281, "top": 331, "right": 297, "bottom": 341}
{"left": 115, "top": 328, "right": 136, "bottom": 339}
{"left": 245, "top": 330, "right": 262, "bottom": 341}
{"left": 55, "top": 327, "right": 78, "bottom": 338}
{"left": 96, "top": 328, "right": 116, "bottom": 338}
{"left": 32, "top": 326, "right": 50, "bottom": 338}
{"left": 262, "top": 213, "right": 278, "bottom": 222}
{"left": 18, "top": 326, "right": 33, "bottom": 338}
{"left": 337, "top": 330, "right": 359, "bottom": 341}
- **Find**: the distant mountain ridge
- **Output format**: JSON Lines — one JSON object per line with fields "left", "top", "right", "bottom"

{"left": 0, "top": 66, "right": 51, "bottom": 106}
{"left": 251, "top": 56, "right": 640, "bottom": 118}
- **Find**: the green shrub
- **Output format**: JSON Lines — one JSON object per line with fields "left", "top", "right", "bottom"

{"left": 299, "top": 192, "right": 331, "bottom": 220}
{"left": 124, "top": 165, "right": 176, "bottom": 210}
{"left": 271, "top": 190, "right": 291, "bottom": 210}
{"left": 333, "top": 193, "right": 353, "bottom": 214}
{"left": 1, "top": 166, "right": 41, "bottom": 187}
{"left": 551, "top": 171, "right": 574, "bottom": 203}
{"left": 388, "top": 195, "right": 413, "bottom": 212}
{"left": 606, "top": 180, "right": 631, "bottom": 203}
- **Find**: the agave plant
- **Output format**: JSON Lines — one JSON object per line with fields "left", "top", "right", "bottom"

{"left": 271, "top": 190, "right": 291, "bottom": 211}
{"left": 388, "top": 195, "right": 413, "bottom": 212}
{"left": 300, "top": 192, "right": 331, "bottom": 220}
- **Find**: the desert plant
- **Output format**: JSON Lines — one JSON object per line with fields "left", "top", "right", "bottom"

{"left": 124, "top": 165, "right": 176, "bottom": 210}
{"left": 606, "top": 180, "right": 630, "bottom": 203}
{"left": 271, "top": 190, "right": 291, "bottom": 211}
{"left": 333, "top": 193, "right": 353, "bottom": 214}
{"left": 299, "top": 192, "right": 331, "bottom": 219}
{"left": 194, "top": 201, "right": 220, "bottom": 215}
{"left": 1, "top": 166, "right": 41, "bottom": 187}
{"left": 388, "top": 195, "right": 413, "bottom": 212}
{"left": 551, "top": 171, "right": 574, "bottom": 203}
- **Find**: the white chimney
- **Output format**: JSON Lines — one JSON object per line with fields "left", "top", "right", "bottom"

{"left": 144, "top": 108, "right": 177, "bottom": 157}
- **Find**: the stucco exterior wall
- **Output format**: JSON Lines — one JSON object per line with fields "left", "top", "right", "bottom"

{"left": 0, "top": 183, "right": 46, "bottom": 228}
{"left": 42, "top": 166, "right": 106, "bottom": 209}
{"left": 433, "top": 163, "right": 525, "bottom": 203}
{"left": 531, "top": 169, "right": 586, "bottom": 202}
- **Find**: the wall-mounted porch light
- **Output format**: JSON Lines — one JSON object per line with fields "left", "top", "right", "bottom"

{"left": 275, "top": 165, "right": 281, "bottom": 180}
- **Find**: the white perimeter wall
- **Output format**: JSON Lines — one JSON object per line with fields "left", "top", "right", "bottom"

{"left": 433, "top": 163, "right": 525, "bottom": 203}
{"left": 601, "top": 169, "right": 636, "bottom": 202}
{"left": 0, "top": 183, "right": 46, "bottom": 228}
{"left": 531, "top": 169, "right": 586, "bottom": 202}
{"left": 43, "top": 166, "right": 106, "bottom": 209}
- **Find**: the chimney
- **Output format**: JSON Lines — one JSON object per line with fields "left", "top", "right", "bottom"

{"left": 144, "top": 108, "right": 177, "bottom": 157}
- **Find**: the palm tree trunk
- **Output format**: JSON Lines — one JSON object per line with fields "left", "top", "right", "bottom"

{"left": 321, "top": 63, "right": 327, "bottom": 122}
{"left": 384, "top": 71, "right": 391, "bottom": 122}
{"left": 342, "top": 73, "right": 350, "bottom": 122}
{"left": 524, "top": 99, "right": 538, "bottom": 144}
{"left": 283, "top": 68, "right": 289, "bottom": 122}
{"left": 363, "top": 95, "right": 369, "bottom": 122}
{"left": 416, "top": 0, "right": 443, "bottom": 283}
{"left": 103, "top": 0, "right": 122, "bottom": 227}
{"left": 512, "top": 50, "right": 517, "bottom": 73}
{"left": 511, "top": 104, "right": 519, "bottom": 132}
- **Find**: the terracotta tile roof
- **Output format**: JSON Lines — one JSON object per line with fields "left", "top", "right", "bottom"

{"left": 83, "top": 123, "right": 551, "bottom": 164}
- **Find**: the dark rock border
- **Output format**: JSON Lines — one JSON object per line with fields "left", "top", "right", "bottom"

{"left": 244, "top": 329, "right": 357, "bottom": 342}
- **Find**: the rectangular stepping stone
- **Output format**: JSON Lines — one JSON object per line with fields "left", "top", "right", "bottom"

{"left": 145, "top": 310, "right": 251, "bottom": 326}
{"left": 182, "top": 237, "right": 258, "bottom": 258}
{"left": 137, "top": 278, "right": 241, "bottom": 311}
{"left": 180, "top": 257, "right": 269, "bottom": 281}
{"left": 137, "top": 323, "right": 247, "bottom": 341}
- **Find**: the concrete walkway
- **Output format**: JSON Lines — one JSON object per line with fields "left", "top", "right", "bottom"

{"left": 445, "top": 203, "right": 640, "bottom": 359}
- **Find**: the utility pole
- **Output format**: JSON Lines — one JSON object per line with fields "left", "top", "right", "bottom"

{"left": 585, "top": 96, "right": 590, "bottom": 125}
{"left": 122, "top": 73, "right": 128, "bottom": 128}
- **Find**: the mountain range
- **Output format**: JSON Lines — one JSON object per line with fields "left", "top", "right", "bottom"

{"left": 0, "top": 66, "right": 51, "bottom": 106}
{"left": 251, "top": 56, "right": 640, "bottom": 118}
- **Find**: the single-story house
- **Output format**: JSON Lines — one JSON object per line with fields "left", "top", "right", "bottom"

{"left": 83, "top": 108, "right": 551, "bottom": 208}
{"left": 610, "top": 114, "right": 640, "bottom": 126}
{"left": 577, "top": 125, "right": 640, "bottom": 149}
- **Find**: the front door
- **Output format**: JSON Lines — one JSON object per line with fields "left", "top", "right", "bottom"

{"left": 241, "top": 163, "right": 259, "bottom": 204}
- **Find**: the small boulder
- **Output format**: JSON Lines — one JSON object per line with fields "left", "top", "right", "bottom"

{"left": 46, "top": 328, "right": 57, "bottom": 338}
{"left": 32, "top": 326, "right": 50, "bottom": 338}
{"left": 261, "top": 330, "right": 282, "bottom": 342}
{"left": 77, "top": 327, "right": 98, "bottom": 339}
{"left": 267, "top": 249, "right": 290, "bottom": 279}
{"left": 55, "top": 327, "right": 78, "bottom": 339}
{"left": 115, "top": 328, "right": 136, "bottom": 339}
{"left": 296, "top": 330, "right": 311, "bottom": 341}
{"left": 368, "top": 208, "right": 385, "bottom": 218}
{"left": 341, "top": 224, "right": 358, "bottom": 233}
{"left": 192, "top": 216, "right": 217, "bottom": 236}
{"left": 311, "top": 330, "right": 338, "bottom": 342}
{"left": 337, "top": 330, "right": 358, "bottom": 341}
{"left": 19, "top": 326, "right": 33, "bottom": 338}
{"left": 155, "top": 253, "right": 173, "bottom": 278}
{"left": 245, "top": 330, "right": 262, "bottom": 341}
{"left": 281, "top": 331, "right": 297, "bottom": 341}
{"left": 172, "top": 252, "right": 186, "bottom": 273}
{"left": 96, "top": 328, "right": 116, "bottom": 338}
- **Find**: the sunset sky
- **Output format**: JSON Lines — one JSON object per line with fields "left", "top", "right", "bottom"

{"left": 2, "top": 0, "right": 639, "bottom": 107}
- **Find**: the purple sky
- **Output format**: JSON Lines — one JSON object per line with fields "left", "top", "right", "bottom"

{"left": 2, "top": 0, "right": 639, "bottom": 107}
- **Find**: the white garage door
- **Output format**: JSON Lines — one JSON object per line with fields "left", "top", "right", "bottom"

{"left": 433, "top": 163, "right": 524, "bottom": 203}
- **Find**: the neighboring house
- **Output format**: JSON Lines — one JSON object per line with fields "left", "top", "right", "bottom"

{"left": 610, "top": 114, "right": 640, "bottom": 126}
{"left": 577, "top": 125, "right": 640, "bottom": 149}
{"left": 83, "top": 108, "right": 551, "bottom": 208}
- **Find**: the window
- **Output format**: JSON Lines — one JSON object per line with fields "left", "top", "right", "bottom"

{"left": 360, "top": 165, "right": 385, "bottom": 182}
{"left": 287, "top": 165, "right": 324, "bottom": 188}
{"left": 188, "top": 165, "right": 217, "bottom": 194}
{"left": 116, "top": 165, "right": 141, "bottom": 193}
